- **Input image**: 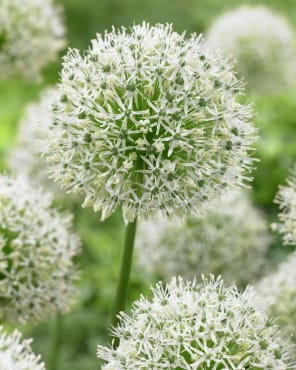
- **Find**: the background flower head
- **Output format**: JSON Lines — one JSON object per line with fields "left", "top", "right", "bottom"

{"left": 207, "top": 5, "right": 296, "bottom": 94}
{"left": 0, "top": 0, "right": 66, "bottom": 81}
{"left": 136, "top": 192, "right": 271, "bottom": 286}
{"left": 98, "top": 275, "right": 295, "bottom": 369}
{"left": 0, "top": 174, "right": 80, "bottom": 323}
{"left": 256, "top": 252, "right": 296, "bottom": 343}
{"left": 0, "top": 327, "right": 45, "bottom": 370}
{"left": 272, "top": 165, "right": 296, "bottom": 246}
{"left": 38, "top": 22, "right": 257, "bottom": 223}
{"left": 8, "top": 88, "right": 59, "bottom": 192}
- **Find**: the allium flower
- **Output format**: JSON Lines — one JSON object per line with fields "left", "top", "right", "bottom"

{"left": 0, "top": 327, "right": 45, "bottom": 370}
{"left": 8, "top": 88, "right": 58, "bottom": 191}
{"left": 136, "top": 192, "right": 270, "bottom": 286}
{"left": 0, "top": 174, "right": 80, "bottom": 323}
{"left": 97, "top": 276, "right": 295, "bottom": 369}
{"left": 272, "top": 166, "right": 296, "bottom": 246}
{"left": 38, "top": 22, "right": 257, "bottom": 224}
{"left": 256, "top": 252, "right": 296, "bottom": 343}
{"left": 0, "top": 0, "right": 65, "bottom": 81}
{"left": 207, "top": 5, "right": 296, "bottom": 94}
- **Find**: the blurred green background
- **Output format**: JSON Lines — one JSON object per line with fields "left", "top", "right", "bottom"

{"left": 1, "top": 0, "right": 296, "bottom": 369}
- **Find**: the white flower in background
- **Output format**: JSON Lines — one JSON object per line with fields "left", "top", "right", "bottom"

{"left": 0, "top": 327, "right": 45, "bottom": 370}
{"left": 272, "top": 166, "right": 296, "bottom": 246}
{"left": 207, "top": 5, "right": 296, "bottom": 94}
{"left": 97, "top": 276, "right": 295, "bottom": 369}
{"left": 256, "top": 252, "right": 296, "bottom": 343}
{"left": 0, "top": 175, "right": 80, "bottom": 323}
{"left": 136, "top": 192, "right": 270, "bottom": 286}
{"left": 0, "top": 0, "right": 66, "bottom": 81}
{"left": 8, "top": 88, "right": 60, "bottom": 194}
{"left": 38, "top": 22, "right": 257, "bottom": 223}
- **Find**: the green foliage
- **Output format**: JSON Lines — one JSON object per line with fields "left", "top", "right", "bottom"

{"left": 253, "top": 88, "right": 296, "bottom": 207}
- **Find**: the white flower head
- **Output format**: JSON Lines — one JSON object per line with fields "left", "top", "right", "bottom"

{"left": 207, "top": 5, "right": 296, "bottom": 94}
{"left": 0, "top": 0, "right": 66, "bottom": 81}
{"left": 136, "top": 192, "right": 271, "bottom": 286}
{"left": 0, "top": 327, "right": 45, "bottom": 370}
{"left": 272, "top": 166, "right": 296, "bottom": 246}
{"left": 8, "top": 88, "right": 61, "bottom": 195}
{"left": 97, "top": 275, "right": 295, "bottom": 369}
{"left": 38, "top": 22, "right": 257, "bottom": 224}
{"left": 256, "top": 252, "right": 296, "bottom": 343}
{"left": 0, "top": 174, "right": 80, "bottom": 323}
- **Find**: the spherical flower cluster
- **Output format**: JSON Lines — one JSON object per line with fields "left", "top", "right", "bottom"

{"left": 8, "top": 88, "right": 60, "bottom": 194}
{"left": 38, "top": 22, "right": 257, "bottom": 224}
{"left": 0, "top": 327, "right": 45, "bottom": 370}
{"left": 207, "top": 5, "right": 296, "bottom": 94}
{"left": 136, "top": 192, "right": 270, "bottom": 286}
{"left": 256, "top": 252, "right": 296, "bottom": 342}
{"left": 0, "top": 174, "right": 80, "bottom": 323}
{"left": 272, "top": 166, "right": 296, "bottom": 246}
{"left": 0, "top": 0, "right": 66, "bottom": 81}
{"left": 97, "top": 276, "right": 295, "bottom": 369}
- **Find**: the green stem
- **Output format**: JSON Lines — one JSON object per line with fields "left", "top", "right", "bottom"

{"left": 111, "top": 219, "right": 137, "bottom": 331}
{"left": 48, "top": 312, "right": 63, "bottom": 370}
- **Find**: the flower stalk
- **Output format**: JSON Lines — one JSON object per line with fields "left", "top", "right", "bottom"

{"left": 111, "top": 219, "right": 137, "bottom": 331}
{"left": 48, "top": 312, "right": 63, "bottom": 370}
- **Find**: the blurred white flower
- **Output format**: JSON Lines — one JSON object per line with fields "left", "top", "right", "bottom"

{"left": 207, "top": 5, "right": 296, "bottom": 94}
{"left": 0, "top": 0, "right": 66, "bottom": 81}
{"left": 38, "top": 22, "right": 257, "bottom": 224}
{"left": 272, "top": 166, "right": 296, "bottom": 246}
{"left": 8, "top": 88, "right": 61, "bottom": 194}
{"left": 0, "top": 327, "right": 45, "bottom": 370}
{"left": 136, "top": 192, "right": 270, "bottom": 286}
{"left": 0, "top": 174, "right": 80, "bottom": 323}
{"left": 256, "top": 252, "right": 296, "bottom": 343}
{"left": 98, "top": 275, "right": 295, "bottom": 369}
